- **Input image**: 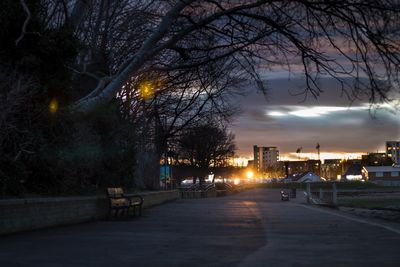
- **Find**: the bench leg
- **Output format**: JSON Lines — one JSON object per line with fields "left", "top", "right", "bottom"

{"left": 124, "top": 207, "right": 129, "bottom": 217}
{"left": 120, "top": 208, "right": 127, "bottom": 218}
{"left": 113, "top": 209, "right": 120, "bottom": 219}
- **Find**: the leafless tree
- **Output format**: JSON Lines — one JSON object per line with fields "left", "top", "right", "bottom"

{"left": 118, "top": 58, "right": 243, "bottom": 188}
{"left": 19, "top": 0, "right": 398, "bottom": 112}
{"left": 10, "top": 0, "right": 400, "bottom": 189}
{"left": 58, "top": 0, "right": 399, "bottom": 112}
{"left": 0, "top": 70, "right": 41, "bottom": 196}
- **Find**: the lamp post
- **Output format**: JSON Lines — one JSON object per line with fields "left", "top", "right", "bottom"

{"left": 136, "top": 80, "right": 156, "bottom": 189}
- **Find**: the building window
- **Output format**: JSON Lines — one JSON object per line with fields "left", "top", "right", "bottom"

{"left": 375, "top": 172, "right": 383, "bottom": 177}
{"left": 391, "top": 172, "right": 399, "bottom": 177}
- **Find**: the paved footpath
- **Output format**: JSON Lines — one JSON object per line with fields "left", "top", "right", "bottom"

{"left": 1, "top": 189, "right": 400, "bottom": 267}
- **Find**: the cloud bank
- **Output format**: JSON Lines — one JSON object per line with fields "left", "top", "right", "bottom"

{"left": 232, "top": 77, "right": 400, "bottom": 157}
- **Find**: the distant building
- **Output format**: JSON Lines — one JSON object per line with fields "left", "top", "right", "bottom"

{"left": 361, "top": 153, "right": 393, "bottom": 166}
{"left": 321, "top": 159, "right": 342, "bottom": 180}
{"left": 284, "top": 161, "right": 307, "bottom": 174}
{"left": 283, "top": 160, "right": 321, "bottom": 176}
{"left": 386, "top": 141, "right": 400, "bottom": 165}
{"left": 253, "top": 146, "right": 279, "bottom": 172}
{"left": 324, "top": 159, "right": 342, "bottom": 164}
{"left": 247, "top": 160, "right": 254, "bottom": 168}
{"left": 307, "top": 160, "right": 321, "bottom": 176}
{"left": 362, "top": 166, "right": 400, "bottom": 186}
{"left": 283, "top": 171, "right": 325, "bottom": 183}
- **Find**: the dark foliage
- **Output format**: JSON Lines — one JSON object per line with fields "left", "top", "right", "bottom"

{"left": 176, "top": 123, "right": 236, "bottom": 169}
{"left": 0, "top": 1, "right": 137, "bottom": 197}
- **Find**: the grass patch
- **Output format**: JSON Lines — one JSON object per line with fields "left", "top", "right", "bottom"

{"left": 253, "top": 181, "right": 385, "bottom": 190}
{"left": 339, "top": 198, "right": 400, "bottom": 210}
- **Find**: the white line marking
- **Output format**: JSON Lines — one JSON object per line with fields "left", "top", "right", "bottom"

{"left": 298, "top": 204, "right": 400, "bottom": 235}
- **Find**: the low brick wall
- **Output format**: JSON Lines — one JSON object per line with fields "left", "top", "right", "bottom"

{"left": 0, "top": 190, "right": 179, "bottom": 235}
{"left": 139, "top": 190, "right": 180, "bottom": 208}
{"left": 180, "top": 189, "right": 217, "bottom": 199}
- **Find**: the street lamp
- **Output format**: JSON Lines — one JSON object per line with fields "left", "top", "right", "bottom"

{"left": 139, "top": 81, "right": 154, "bottom": 100}
{"left": 49, "top": 98, "right": 58, "bottom": 114}
{"left": 246, "top": 170, "right": 254, "bottom": 179}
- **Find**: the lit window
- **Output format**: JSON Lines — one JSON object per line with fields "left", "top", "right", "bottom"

{"left": 391, "top": 172, "right": 399, "bottom": 177}
{"left": 376, "top": 172, "right": 383, "bottom": 177}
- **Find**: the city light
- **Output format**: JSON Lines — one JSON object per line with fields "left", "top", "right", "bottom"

{"left": 346, "top": 175, "right": 363, "bottom": 181}
{"left": 49, "top": 98, "right": 58, "bottom": 114}
{"left": 207, "top": 173, "right": 214, "bottom": 182}
{"left": 229, "top": 157, "right": 250, "bottom": 167}
{"left": 246, "top": 171, "right": 254, "bottom": 179}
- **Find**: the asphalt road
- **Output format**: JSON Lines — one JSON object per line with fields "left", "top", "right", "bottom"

{"left": 1, "top": 189, "right": 400, "bottom": 266}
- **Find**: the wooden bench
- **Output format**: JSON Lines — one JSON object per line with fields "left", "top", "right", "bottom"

{"left": 106, "top": 188, "right": 143, "bottom": 218}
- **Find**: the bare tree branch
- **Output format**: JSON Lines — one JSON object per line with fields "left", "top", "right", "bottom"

{"left": 15, "top": 0, "right": 31, "bottom": 46}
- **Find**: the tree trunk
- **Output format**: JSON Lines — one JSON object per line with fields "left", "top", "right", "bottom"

{"left": 134, "top": 150, "right": 160, "bottom": 190}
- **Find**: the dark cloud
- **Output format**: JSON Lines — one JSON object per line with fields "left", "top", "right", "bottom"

{"left": 232, "top": 77, "right": 400, "bottom": 157}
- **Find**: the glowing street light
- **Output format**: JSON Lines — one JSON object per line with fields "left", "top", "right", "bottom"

{"left": 246, "top": 170, "right": 254, "bottom": 179}
{"left": 139, "top": 81, "right": 154, "bottom": 100}
{"left": 49, "top": 98, "right": 58, "bottom": 114}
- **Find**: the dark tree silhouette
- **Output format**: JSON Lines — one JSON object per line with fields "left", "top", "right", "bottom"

{"left": 48, "top": 0, "right": 400, "bottom": 112}
{"left": 177, "top": 123, "right": 236, "bottom": 169}
{"left": 3, "top": 0, "right": 400, "bottom": 193}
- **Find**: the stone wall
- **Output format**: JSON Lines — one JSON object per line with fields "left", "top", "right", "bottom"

{"left": 0, "top": 190, "right": 179, "bottom": 235}
{"left": 180, "top": 188, "right": 217, "bottom": 198}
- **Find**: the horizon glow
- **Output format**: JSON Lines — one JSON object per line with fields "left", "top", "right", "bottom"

{"left": 230, "top": 151, "right": 376, "bottom": 167}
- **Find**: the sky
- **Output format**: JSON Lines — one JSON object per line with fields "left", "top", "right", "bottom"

{"left": 231, "top": 76, "right": 400, "bottom": 161}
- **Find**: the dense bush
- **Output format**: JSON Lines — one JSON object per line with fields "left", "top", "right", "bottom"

{"left": 0, "top": 68, "right": 137, "bottom": 197}
{"left": 0, "top": 1, "right": 137, "bottom": 197}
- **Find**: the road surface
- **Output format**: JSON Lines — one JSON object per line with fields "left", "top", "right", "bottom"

{"left": 1, "top": 189, "right": 400, "bottom": 266}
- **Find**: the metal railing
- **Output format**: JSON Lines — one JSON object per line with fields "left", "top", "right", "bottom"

{"left": 178, "top": 183, "right": 216, "bottom": 198}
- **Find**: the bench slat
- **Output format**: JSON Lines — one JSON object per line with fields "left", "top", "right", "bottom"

{"left": 106, "top": 187, "right": 143, "bottom": 218}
